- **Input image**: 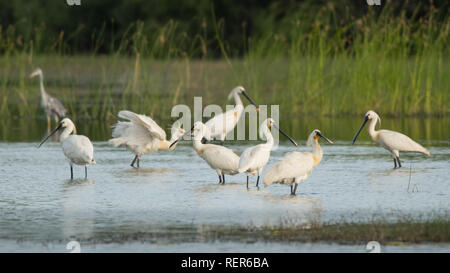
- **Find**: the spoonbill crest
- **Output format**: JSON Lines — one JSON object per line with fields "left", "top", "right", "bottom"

{"left": 29, "top": 68, "right": 67, "bottom": 130}
{"left": 238, "top": 118, "right": 298, "bottom": 189}
{"left": 205, "top": 86, "right": 259, "bottom": 143}
{"left": 109, "top": 110, "right": 186, "bottom": 168}
{"left": 38, "top": 118, "right": 95, "bottom": 179}
{"left": 263, "top": 129, "right": 333, "bottom": 195}
{"left": 352, "top": 110, "right": 430, "bottom": 168}
{"left": 170, "top": 121, "right": 240, "bottom": 184}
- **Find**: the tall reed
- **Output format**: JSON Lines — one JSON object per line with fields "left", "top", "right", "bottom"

{"left": 0, "top": 3, "right": 448, "bottom": 125}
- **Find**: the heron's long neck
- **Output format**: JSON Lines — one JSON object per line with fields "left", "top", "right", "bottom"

{"left": 59, "top": 126, "right": 75, "bottom": 142}
{"left": 39, "top": 74, "right": 47, "bottom": 99}
{"left": 312, "top": 139, "right": 323, "bottom": 166}
{"left": 367, "top": 118, "right": 379, "bottom": 141}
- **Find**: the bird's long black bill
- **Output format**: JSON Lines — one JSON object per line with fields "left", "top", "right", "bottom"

{"left": 38, "top": 123, "right": 62, "bottom": 148}
{"left": 241, "top": 91, "right": 260, "bottom": 111}
{"left": 318, "top": 132, "right": 334, "bottom": 144}
{"left": 352, "top": 117, "right": 368, "bottom": 144}
{"left": 273, "top": 124, "right": 298, "bottom": 146}
{"left": 169, "top": 125, "right": 194, "bottom": 149}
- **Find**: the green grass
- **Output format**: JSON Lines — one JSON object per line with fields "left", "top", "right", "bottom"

{"left": 0, "top": 56, "right": 447, "bottom": 121}
{"left": 266, "top": 214, "right": 450, "bottom": 244}
{"left": 238, "top": 3, "right": 449, "bottom": 117}
{"left": 60, "top": 213, "right": 450, "bottom": 245}
{"left": 0, "top": 3, "right": 448, "bottom": 123}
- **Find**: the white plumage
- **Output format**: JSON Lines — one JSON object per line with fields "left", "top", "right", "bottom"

{"left": 200, "top": 145, "right": 240, "bottom": 176}
{"left": 62, "top": 135, "right": 94, "bottom": 166}
{"left": 205, "top": 86, "right": 259, "bottom": 143}
{"left": 171, "top": 121, "right": 240, "bottom": 184}
{"left": 238, "top": 146, "right": 269, "bottom": 176}
{"left": 352, "top": 110, "right": 430, "bottom": 168}
{"left": 109, "top": 110, "right": 185, "bottom": 168}
{"left": 238, "top": 118, "right": 298, "bottom": 188}
{"left": 38, "top": 118, "right": 95, "bottom": 179}
{"left": 264, "top": 129, "right": 333, "bottom": 195}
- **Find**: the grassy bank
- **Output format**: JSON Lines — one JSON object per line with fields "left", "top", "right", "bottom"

{"left": 194, "top": 212, "right": 450, "bottom": 245}
{"left": 0, "top": 3, "right": 448, "bottom": 120}
{"left": 0, "top": 55, "right": 448, "bottom": 121}
{"left": 257, "top": 218, "right": 450, "bottom": 245}
{"left": 59, "top": 214, "right": 450, "bottom": 246}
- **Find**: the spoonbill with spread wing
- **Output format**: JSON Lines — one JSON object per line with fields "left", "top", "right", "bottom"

{"left": 109, "top": 110, "right": 185, "bottom": 168}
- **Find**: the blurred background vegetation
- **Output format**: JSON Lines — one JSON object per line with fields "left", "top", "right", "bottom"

{"left": 0, "top": 0, "right": 448, "bottom": 57}
{"left": 0, "top": 0, "right": 448, "bottom": 135}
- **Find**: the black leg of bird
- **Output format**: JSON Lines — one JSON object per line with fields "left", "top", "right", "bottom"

{"left": 293, "top": 183, "right": 298, "bottom": 195}
{"left": 397, "top": 157, "right": 402, "bottom": 168}
{"left": 256, "top": 176, "right": 260, "bottom": 188}
{"left": 222, "top": 174, "right": 225, "bottom": 184}
{"left": 131, "top": 155, "right": 138, "bottom": 168}
{"left": 85, "top": 166, "right": 87, "bottom": 179}
{"left": 393, "top": 158, "right": 397, "bottom": 168}
{"left": 218, "top": 175, "right": 222, "bottom": 184}
{"left": 290, "top": 184, "right": 293, "bottom": 195}
{"left": 70, "top": 165, "right": 73, "bottom": 180}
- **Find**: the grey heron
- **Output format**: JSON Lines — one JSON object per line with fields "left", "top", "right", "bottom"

{"left": 29, "top": 67, "right": 67, "bottom": 131}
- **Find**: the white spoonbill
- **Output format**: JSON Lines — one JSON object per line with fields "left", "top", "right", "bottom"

{"left": 170, "top": 121, "right": 240, "bottom": 184}
{"left": 205, "top": 86, "right": 259, "bottom": 143}
{"left": 263, "top": 129, "right": 333, "bottom": 195}
{"left": 238, "top": 118, "right": 298, "bottom": 189}
{"left": 109, "top": 110, "right": 185, "bottom": 168}
{"left": 352, "top": 110, "right": 430, "bottom": 168}
{"left": 38, "top": 118, "right": 95, "bottom": 179}
{"left": 29, "top": 67, "right": 67, "bottom": 130}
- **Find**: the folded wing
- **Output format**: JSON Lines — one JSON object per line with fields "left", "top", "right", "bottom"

{"left": 202, "top": 145, "right": 240, "bottom": 174}
{"left": 378, "top": 130, "right": 430, "bottom": 155}
{"left": 263, "top": 151, "right": 315, "bottom": 186}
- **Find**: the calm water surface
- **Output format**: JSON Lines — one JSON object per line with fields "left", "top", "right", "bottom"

{"left": 0, "top": 118, "right": 448, "bottom": 252}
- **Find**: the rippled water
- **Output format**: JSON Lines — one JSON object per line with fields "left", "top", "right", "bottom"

{"left": 0, "top": 126, "right": 449, "bottom": 252}
{"left": 1, "top": 240, "right": 449, "bottom": 253}
{"left": 1, "top": 116, "right": 449, "bottom": 252}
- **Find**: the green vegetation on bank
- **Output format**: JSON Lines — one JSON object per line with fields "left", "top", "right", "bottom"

{"left": 69, "top": 213, "right": 450, "bottom": 245}
{"left": 0, "top": 1, "right": 448, "bottom": 120}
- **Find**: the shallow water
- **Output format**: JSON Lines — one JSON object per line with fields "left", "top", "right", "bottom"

{"left": 0, "top": 127, "right": 449, "bottom": 252}
{"left": 1, "top": 240, "right": 449, "bottom": 253}
{"left": 1, "top": 116, "right": 449, "bottom": 143}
